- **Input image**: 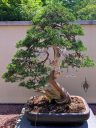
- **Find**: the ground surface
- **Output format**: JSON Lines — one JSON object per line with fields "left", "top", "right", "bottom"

{"left": 0, "top": 104, "right": 23, "bottom": 128}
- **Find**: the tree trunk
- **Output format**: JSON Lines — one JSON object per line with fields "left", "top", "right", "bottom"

{"left": 45, "top": 70, "right": 71, "bottom": 104}
{"left": 44, "top": 46, "right": 71, "bottom": 104}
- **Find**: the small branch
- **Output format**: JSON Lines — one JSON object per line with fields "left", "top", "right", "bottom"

{"left": 35, "top": 88, "right": 46, "bottom": 94}
{"left": 52, "top": 23, "right": 63, "bottom": 29}
{"left": 38, "top": 51, "right": 49, "bottom": 64}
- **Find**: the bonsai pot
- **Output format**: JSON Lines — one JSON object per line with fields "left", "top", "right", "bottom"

{"left": 25, "top": 96, "right": 90, "bottom": 125}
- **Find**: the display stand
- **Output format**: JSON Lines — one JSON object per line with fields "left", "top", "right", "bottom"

{"left": 15, "top": 108, "right": 96, "bottom": 128}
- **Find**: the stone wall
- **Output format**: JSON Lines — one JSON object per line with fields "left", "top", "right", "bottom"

{"left": 0, "top": 21, "right": 96, "bottom": 103}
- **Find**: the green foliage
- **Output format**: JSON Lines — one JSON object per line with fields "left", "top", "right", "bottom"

{"left": 3, "top": 3, "right": 95, "bottom": 90}
{"left": 61, "top": 54, "right": 95, "bottom": 68}
{"left": 49, "top": 0, "right": 96, "bottom": 20}
{"left": 0, "top": 0, "right": 96, "bottom": 20}
{"left": 49, "top": 0, "right": 88, "bottom": 18}
{"left": 60, "top": 0, "right": 88, "bottom": 10}
{"left": 0, "top": 0, "right": 20, "bottom": 21}
{"left": 61, "top": 54, "right": 82, "bottom": 68}
{"left": 33, "top": 3, "right": 75, "bottom": 25}
{"left": 78, "top": 4, "right": 96, "bottom": 20}
{"left": 61, "top": 0, "right": 96, "bottom": 20}
{"left": 82, "top": 56, "right": 96, "bottom": 67}
{"left": 17, "top": 0, "right": 43, "bottom": 21}
{"left": 0, "top": 0, "right": 43, "bottom": 21}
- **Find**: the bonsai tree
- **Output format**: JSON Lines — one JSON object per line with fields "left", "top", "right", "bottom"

{"left": 3, "top": 3, "right": 94, "bottom": 104}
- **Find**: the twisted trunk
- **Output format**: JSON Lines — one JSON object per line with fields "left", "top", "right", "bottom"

{"left": 44, "top": 46, "right": 71, "bottom": 104}
{"left": 45, "top": 70, "right": 71, "bottom": 104}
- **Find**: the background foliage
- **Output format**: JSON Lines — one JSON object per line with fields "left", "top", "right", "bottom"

{"left": 0, "top": 0, "right": 96, "bottom": 21}
{"left": 0, "top": 0, "right": 42, "bottom": 21}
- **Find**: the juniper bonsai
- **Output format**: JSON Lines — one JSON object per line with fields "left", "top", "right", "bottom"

{"left": 3, "top": 3, "right": 95, "bottom": 104}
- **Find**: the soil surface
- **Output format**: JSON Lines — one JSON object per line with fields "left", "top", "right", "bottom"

{"left": 25, "top": 96, "right": 86, "bottom": 114}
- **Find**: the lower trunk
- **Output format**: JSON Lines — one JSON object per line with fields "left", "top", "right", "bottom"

{"left": 45, "top": 70, "right": 71, "bottom": 104}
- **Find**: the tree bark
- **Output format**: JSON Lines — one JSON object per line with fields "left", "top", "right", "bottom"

{"left": 47, "top": 70, "right": 71, "bottom": 104}
{"left": 44, "top": 46, "right": 71, "bottom": 104}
